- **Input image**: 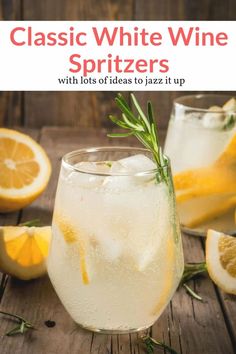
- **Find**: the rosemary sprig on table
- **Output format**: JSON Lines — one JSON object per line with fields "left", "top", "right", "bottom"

{"left": 108, "top": 93, "right": 168, "bottom": 183}
{"left": 141, "top": 335, "right": 179, "bottom": 354}
{"left": 0, "top": 310, "right": 35, "bottom": 336}
{"left": 182, "top": 262, "right": 207, "bottom": 284}
{"left": 181, "top": 262, "right": 207, "bottom": 301}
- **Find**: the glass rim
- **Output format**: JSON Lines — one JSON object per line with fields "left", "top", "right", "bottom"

{"left": 174, "top": 94, "right": 236, "bottom": 113}
{"left": 62, "top": 146, "right": 170, "bottom": 177}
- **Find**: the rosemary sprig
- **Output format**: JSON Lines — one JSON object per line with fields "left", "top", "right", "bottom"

{"left": 141, "top": 335, "right": 179, "bottom": 354}
{"left": 182, "top": 262, "right": 207, "bottom": 284}
{"left": 108, "top": 93, "right": 168, "bottom": 184}
{"left": 0, "top": 310, "right": 35, "bottom": 336}
{"left": 181, "top": 262, "right": 207, "bottom": 301}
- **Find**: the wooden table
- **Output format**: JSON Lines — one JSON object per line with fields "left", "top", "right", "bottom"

{"left": 0, "top": 127, "right": 235, "bottom": 354}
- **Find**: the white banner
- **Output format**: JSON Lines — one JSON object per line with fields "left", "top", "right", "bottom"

{"left": 0, "top": 21, "right": 235, "bottom": 91}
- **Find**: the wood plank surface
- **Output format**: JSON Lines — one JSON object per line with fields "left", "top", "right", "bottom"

{"left": 134, "top": 0, "right": 236, "bottom": 20}
{"left": 0, "top": 127, "right": 235, "bottom": 354}
{"left": 0, "top": 92, "right": 23, "bottom": 127}
{"left": 23, "top": 92, "right": 123, "bottom": 129}
{"left": 218, "top": 290, "right": 236, "bottom": 349}
{"left": 23, "top": 0, "right": 133, "bottom": 20}
{"left": 0, "top": 0, "right": 21, "bottom": 20}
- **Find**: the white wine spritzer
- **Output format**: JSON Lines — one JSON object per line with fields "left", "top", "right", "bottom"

{"left": 47, "top": 95, "right": 184, "bottom": 333}
{"left": 165, "top": 95, "right": 236, "bottom": 235}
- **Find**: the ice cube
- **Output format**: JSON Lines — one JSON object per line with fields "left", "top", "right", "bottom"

{"left": 103, "top": 154, "right": 156, "bottom": 190}
{"left": 136, "top": 246, "right": 158, "bottom": 271}
{"left": 127, "top": 182, "right": 170, "bottom": 271}
{"left": 102, "top": 175, "right": 134, "bottom": 192}
{"left": 76, "top": 161, "right": 111, "bottom": 174}
{"left": 203, "top": 106, "right": 224, "bottom": 129}
{"left": 91, "top": 230, "right": 123, "bottom": 262}
{"left": 65, "top": 162, "right": 106, "bottom": 188}
{"left": 118, "top": 154, "right": 156, "bottom": 173}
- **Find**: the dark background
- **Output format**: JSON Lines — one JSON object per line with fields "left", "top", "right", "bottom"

{"left": 0, "top": 0, "right": 235, "bottom": 129}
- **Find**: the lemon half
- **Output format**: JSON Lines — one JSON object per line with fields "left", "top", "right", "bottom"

{"left": 206, "top": 229, "right": 236, "bottom": 295}
{"left": 0, "top": 128, "right": 51, "bottom": 212}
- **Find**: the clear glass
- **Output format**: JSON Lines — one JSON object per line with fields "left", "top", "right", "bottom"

{"left": 164, "top": 94, "right": 236, "bottom": 236}
{"left": 47, "top": 147, "right": 184, "bottom": 334}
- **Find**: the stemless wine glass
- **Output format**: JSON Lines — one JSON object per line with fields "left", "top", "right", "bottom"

{"left": 47, "top": 147, "right": 184, "bottom": 333}
{"left": 164, "top": 94, "right": 236, "bottom": 236}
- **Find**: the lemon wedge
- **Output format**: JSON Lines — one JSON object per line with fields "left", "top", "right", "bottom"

{"left": 0, "top": 226, "right": 51, "bottom": 280}
{"left": 54, "top": 213, "right": 89, "bottom": 284}
{"left": 0, "top": 128, "right": 51, "bottom": 212}
{"left": 177, "top": 194, "right": 236, "bottom": 228}
{"left": 174, "top": 132, "right": 236, "bottom": 226}
{"left": 206, "top": 229, "right": 236, "bottom": 295}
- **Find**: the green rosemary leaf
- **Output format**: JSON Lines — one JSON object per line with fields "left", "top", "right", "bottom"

{"left": 181, "top": 262, "right": 207, "bottom": 284}
{"left": 147, "top": 101, "right": 154, "bottom": 122}
{"left": 6, "top": 325, "right": 23, "bottom": 336}
{"left": 0, "top": 310, "right": 35, "bottom": 336}
{"left": 131, "top": 94, "right": 150, "bottom": 130}
{"left": 181, "top": 262, "right": 207, "bottom": 301}
{"left": 109, "top": 115, "right": 130, "bottom": 129}
{"left": 20, "top": 219, "right": 41, "bottom": 227}
{"left": 115, "top": 97, "right": 137, "bottom": 123}
{"left": 117, "top": 93, "right": 130, "bottom": 109}
{"left": 6, "top": 321, "right": 33, "bottom": 336}
{"left": 183, "top": 283, "right": 203, "bottom": 301}
{"left": 0, "top": 310, "right": 26, "bottom": 322}
{"left": 141, "top": 335, "right": 179, "bottom": 354}
{"left": 148, "top": 102, "right": 158, "bottom": 141}
{"left": 134, "top": 133, "right": 153, "bottom": 152}
{"left": 107, "top": 132, "right": 134, "bottom": 138}
{"left": 122, "top": 113, "right": 141, "bottom": 130}
{"left": 20, "top": 321, "right": 26, "bottom": 334}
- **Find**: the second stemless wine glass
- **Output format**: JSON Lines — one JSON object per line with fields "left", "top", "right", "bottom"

{"left": 47, "top": 147, "right": 184, "bottom": 333}
{"left": 164, "top": 94, "right": 236, "bottom": 236}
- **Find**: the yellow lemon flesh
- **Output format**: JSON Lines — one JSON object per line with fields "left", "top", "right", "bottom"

{"left": 53, "top": 212, "right": 89, "bottom": 285}
{"left": 174, "top": 132, "right": 236, "bottom": 227}
{"left": 206, "top": 229, "right": 236, "bottom": 295}
{"left": 0, "top": 128, "right": 51, "bottom": 212}
{"left": 0, "top": 226, "right": 51, "bottom": 280}
{"left": 151, "top": 236, "right": 175, "bottom": 315}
